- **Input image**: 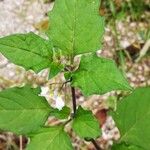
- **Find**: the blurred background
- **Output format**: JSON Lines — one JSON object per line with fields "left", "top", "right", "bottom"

{"left": 0, "top": 0, "right": 149, "bottom": 149}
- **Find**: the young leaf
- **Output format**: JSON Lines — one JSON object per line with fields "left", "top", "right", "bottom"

{"left": 72, "top": 106, "right": 101, "bottom": 139}
{"left": 111, "top": 87, "right": 150, "bottom": 150}
{"left": 49, "top": 62, "right": 64, "bottom": 78}
{"left": 71, "top": 54, "right": 132, "bottom": 96}
{"left": 0, "top": 32, "right": 52, "bottom": 72}
{"left": 50, "top": 106, "right": 71, "bottom": 119}
{"left": 47, "top": 0, "right": 104, "bottom": 56}
{"left": 27, "top": 126, "right": 73, "bottom": 150}
{"left": 0, "top": 86, "right": 51, "bottom": 135}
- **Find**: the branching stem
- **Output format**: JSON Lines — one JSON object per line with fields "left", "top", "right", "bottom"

{"left": 69, "top": 64, "right": 101, "bottom": 150}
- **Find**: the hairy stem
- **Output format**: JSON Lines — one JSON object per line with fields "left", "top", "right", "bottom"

{"left": 91, "top": 139, "right": 102, "bottom": 150}
{"left": 71, "top": 86, "right": 76, "bottom": 117}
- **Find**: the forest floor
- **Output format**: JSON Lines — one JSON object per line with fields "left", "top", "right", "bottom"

{"left": 0, "top": 0, "right": 149, "bottom": 150}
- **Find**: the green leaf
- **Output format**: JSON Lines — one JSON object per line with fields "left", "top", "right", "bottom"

{"left": 50, "top": 106, "right": 71, "bottom": 119}
{"left": 49, "top": 62, "right": 64, "bottom": 78}
{"left": 71, "top": 54, "right": 132, "bottom": 96}
{"left": 0, "top": 86, "right": 50, "bottom": 135}
{"left": 47, "top": 0, "right": 104, "bottom": 56}
{"left": 72, "top": 106, "right": 100, "bottom": 139}
{"left": 112, "top": 143, "right": 143, "bottom": 150}
{"left": 0, "top": 32, "right": 52, "bottom": 72}
{"left": 64, "top": 72, "right": 72, "bottom": 81}
{"left": 27, "top": 126, "right": 73, "bottom": 150}
{"left": 111, "top": 87, "right": 150, "bottom": 150}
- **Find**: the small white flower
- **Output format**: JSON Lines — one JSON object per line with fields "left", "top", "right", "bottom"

{"left": 40, "top": 86, "right": 50, "bottom": 99}
{"left": 54, "top": 96, "right": 65, "bottom": 110}
{"left": 53, "top": 89, "right": 58, "bottom": 100}
{"left": 53, "top": 89, "right": 64, "bottom": 110}
{"left": 40, "top": 87, "right": 65, "bottom": 110}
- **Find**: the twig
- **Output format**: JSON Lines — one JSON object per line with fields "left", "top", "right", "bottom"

{"left": 135, "top": 39, "right": 150, "bottom": 62}
{"left": 63, "top": 118, "right": 72, "bottom": 126}
{"left": 71, "top": 86, "right": 76, "bottom": 117}
{"left": 59, "top": 79, "right": 72, "bottom": 91}
{"left": 19, "top": 135, "right": 23, "bottom": 150}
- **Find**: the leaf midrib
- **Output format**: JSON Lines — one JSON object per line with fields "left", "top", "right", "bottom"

{"left": 120, "top": 108, "right": 150, "bottom": 142}
{"left": 46, "top": 130, "right": 62, "bottom": 150}
{"left": 71, "top": 0, "right": 77, "bottom": 57}
{"left": 0, "top": 43, "right": 50, "bottom": 60}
